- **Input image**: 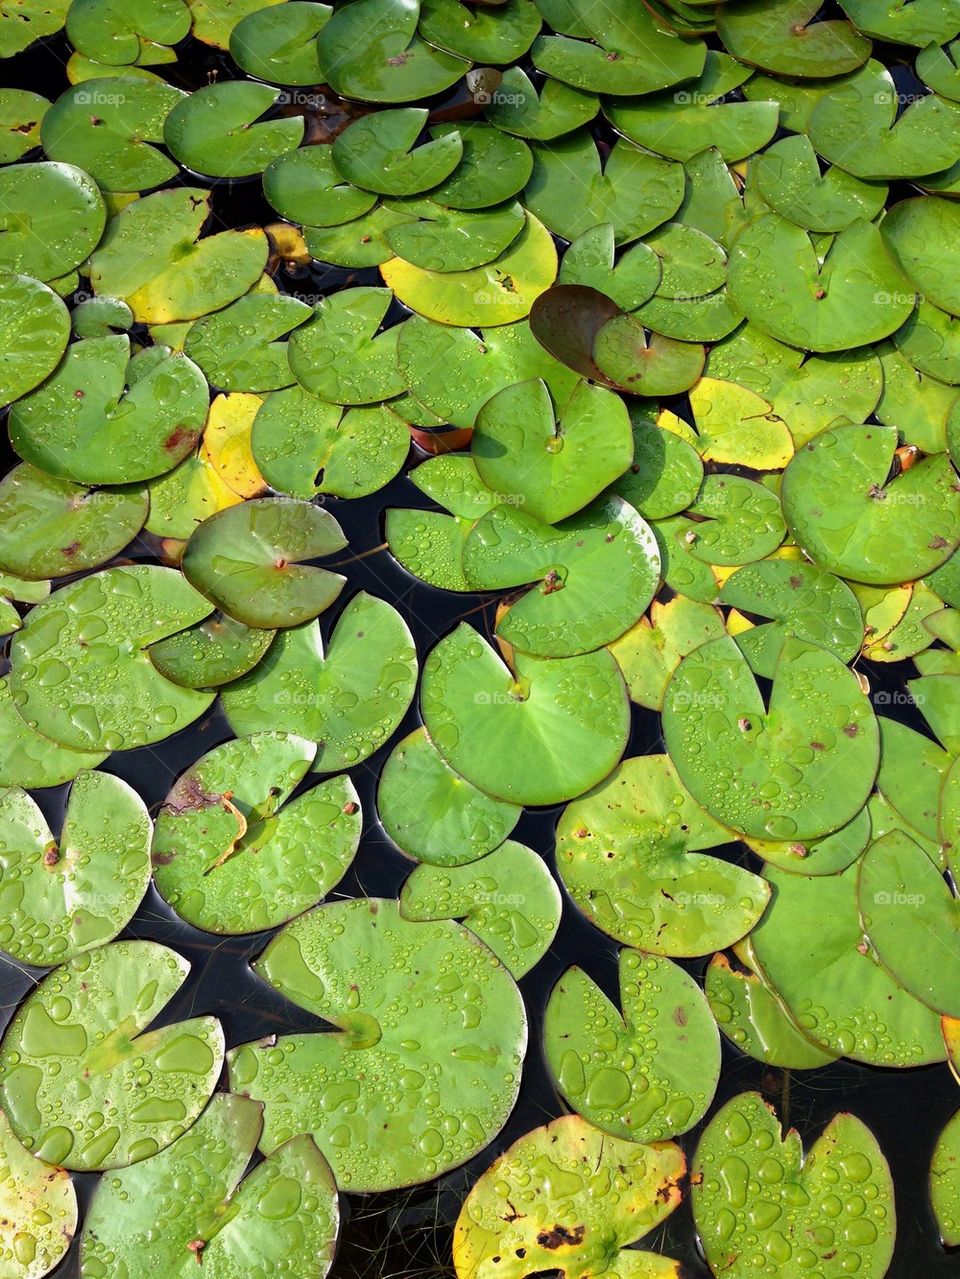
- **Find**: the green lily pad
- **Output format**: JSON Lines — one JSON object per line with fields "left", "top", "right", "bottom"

{"left": 228, "top": 897, "right": 526, "bottom": 1190}
{"left": 753, "top": 134, "right": 888, "bottom": 232}
{"left": 9, "top": 564, "right": 215, "bottom": 752}
{"left": 41, "top": 78, "right": 186, "bottom": 192}
{"left": 80, "top": 1092, "right": 339, "bottom": 1279}
{"left": 421, "top": 622, "right": 629, "bottom": 805}
{"left": 545, "top": 949, "right": 720, "bottom": 1142}
{"left": 317, "top": 0, "right": 468, "bottom": 103}
{"left": 717, "top": 0, "right": 871, "bottom": 76}
{"left": 71, "top": 295, "right": 133, "bottom": 340}
{"left": 0, "top": 675, "right": 107, "bottom": 790}
{"left": 152, "top": 732, "right": 360, "bottom": 934}
{"left": 781, "top": 424, "right": 960, "bottom": 585}
{"left": 9, "top": 336, "right": 209, "bottom": 485}
{"left": 749, "top": 803, "right": 874, "bottom": 876}
{"left": 593, "top": 314, "right": 707, "bottom": 395}
{"left": 612, "top": 408, "right": 704, "bottom": 521}
{"left": 0, "top": 87, "right": 47, "bottom": 162}
{"left": 693, "top": 1092, "right": 895, "bottom": 1279}
{"left": 891, "top": 297, "right": 960, "bottom": 385}
{"left": 453, "top": 1114, "right": 686, "bottom": 1279}
{"left": 0, "top": 940, "right": 224, "bottom": 1170}
{"left": 148, "top": 613, "right": 274, "bottom": 688}
{"left": 653, "top": 514, "right": 722, "bottom": 603}
{"left": 381, "top": 209, "right": 557, "bottom": 325}
{"left": 872, "top": 341, "right": 955, "bottom": 453}
{"left": 397, "top": 313, "right": 576, "bottom": 429}
{"left": 181, "top": 497, "right": 346, "bottom": 629}
{"left": 263, "top": 145, "right": 378, "bottom": 227}
{"left": 682, "top": 474, "right": 786, "bottom": 567}
{"left": 609, "top": 593, "right": 725, "bottom": 710}
{"left": 532, "top": 2, "right": 706, "bottom": 94}
{"left": 288, "top": 287, "right": 405, "bottom": 405}
{"left": 0, "top": 0, "right": 69, "bottom": 58}
{"left": 252, "top": 388, "right": 409, "bottom": 499}
{"left": 809, "top": 61, "right": 960, "bottom": 179}
{"left": 164, "top": 81, "right": 303, "bottom": 178}
{"left": 383, "top": 197, "right": 525, "bottom": 270}
{"left": 462, "top": 495, "right": 660, "bottom": 657}
{"left": 706, "top": 952, "right": 839, "bottom": 1068}
{"left": 221, "top": 591, "right": 418, "bottom": 771}
{"left": 917, "top": 35, "right": 960, "bottom": 99}
{"left": 332, "top": 108, "right": 462, "bottom": 196}
{"left": 728, "top": 214, "right": 915, "bottom": 352}
{"left": 525, "top": 130, "right": 684, "bottom": 245}
{"left": 719, "top": 558, "right": 863, "bottom": 678}
{"left": 0, "top": 162, "right": 105, "bottom": 282}
{"left": 0, "top": 273, "right": 70, "bottom": 407}
{"left": 0, "top": 1106, "right": 76, "bottom": 1279}
{"left": 0, "top": 770, "right": 150, "bottom": 967}
{"left": 425, "top": 121, "right": 532, "bottom": 210}
{"left": 378, "top": 727, "right": 520, "bottom": 866}
{"left": 89, "top": 187, "right": 269, "bottom": 324}
{"left": 400, "top": 838, "right": 560, "bottom": 977}
{"left": 931, "top": 1107, "right": 960, "bottom": 1247}
{"left": 751, "top": 858, "right": 947, "bottom": 1064}
{"left": 882, "top": 195, "right": 960, "bottom": 315}
{"left": 556, "top": 753, "right": 770, "bottom": 956}
{"left": 858, "top": 830, "right": 960, "bottom": 1015}
{"left": 419, "top": 0, "right": 540, "bottom": 61}
{"left": 471, "top": 377, "right": 632, "bottom": 523}
{"left": 843, "top": 0, "right": 960, "bottom": 43}
{"left": 558, "top": 223, "right": 661, "bottom": 311}
{"left": 229, "top": 1, "right": 329, "bottom": 84}
{"left": 483, "top": 65, "right": 598, "bottom": 139}
{"left": 605, "top": 52, "right": 779, "bottom": 163}
{"left": 184, "top": 293, "right": 310, "bottom": 393}
{"left": 189, "top": 0, "right": 286, "bottom": 47}
{"left": 664, "top": 634, "right": 878, "bottom": 840}
{"left": 706, "top": 324, "right": 883, "bottom": 447}
{"left": 65, "top": 0, "right": 189, "bottom": 64}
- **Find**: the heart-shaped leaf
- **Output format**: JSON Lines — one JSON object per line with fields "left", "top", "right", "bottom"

{"left": 229, "top": 0, "right": 329, "bottom": 84}
{"left": 184, "top": 293, "right": 310, "bottom": 393}
{"left": 164, "top": 81, "right": 304, "bottom": 178}
{"left": 753, "top": 134, "right": 888, "bottom": 232}
{"left": 717, "top": 0, "right": 871, "bottom": 76}
{"left": 288, "top": 286, "right": 406, "bottom": 405}
{"left": 0, "top": 162, "right": 105, "bottom": 282}
{"left": 332, "top": 107, "right": 463, "bottom": 195}
{"left": 483, "top": 65, "right": 598, "bottom": 139}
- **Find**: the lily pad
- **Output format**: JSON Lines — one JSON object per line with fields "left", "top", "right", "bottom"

{"left": 0, "top": 274, "right": 70, "bottom": 408}
{"left": 609, "top": 593, "right": 725, "bottom": 709}
{"left": 221, "top": 591, "right": 418, "bottom": 771}
{"left": 65, "top": 0, "right": 189, "bottom": 64}
{"left": 0, "top": 1107, "right": 76, "bottom": 1279}
{"left": 0, "top": 675, "right": 107, "bottom": 790}
{"left": 558, "top": 223, "right": 661, "bottom": 311}
{"left": 229, "top": 1, "right": 329, "bottom": 84}
{"left": 427, "top": 121, "right": 532, "bottom": 209}
{"left": 9, "top": 564, "right": 215, "bottom": 752}
{"left": 421, "top": 622, "right": 630, "bottom": 805}
{"left": 483, "top": 65, "right": 598, "bottom": 139}
{"left": 184, "top": 293, "right": 310, "bottom": 393}
{"left": 682, "top": 474, "right": 786, "bottom": 567}
{"left": 419, "top": 0, "right": 540, "bottom": 62}
{"left": 556, "top": 753, "right": 770, "bottom": 956}
{"left": 931, "top": 1107, "right": 960, "bottom": 1247}
{"left": 612, "top": 408, "right": 704, "bottom": 521}
{"left": 378, "top": 727, "right": 520, "bottom": 866}
{"left": 152, "top": 732, "right": 360, "bottom": 934}
{"left": 716, "top": 0, "right": 871, "bottom": 76}
{"left": 753, "top": 134, "right": 888, "bottom": 232}
{"left": 164, "top": 81, "right": 304, "bottom": 178}
{"left": 400, "top": 838, "right": 561, "bottom": 977}
{"left": 9, "top": 336, "right": 209, "bottom": 485}
{"left": 0, "top": 0, "right": 69, "bottom": 58}
{"left": 80, "top": 1092, "right": 339, "bottom": 1279}
{"left": 181, "top": 497, "right": 346, "bottom": 629}
{"left": 545, "top": 949, "right": 720, "bottom": 1142}
{"left": 228, "top": 897, "right": 526, "bottom": 1190}
{"left": 882, "top": 195, "right": 960, "bottom": 314}
{"left": 288, "top": 286, "right": 405, "bottom": 405}
{"left": 453, "top": 1115, "right": 686, "bottom": 1279}
{"left": 332, "top": 108, "right": 462, "bottom": 196}
{"left": 263, "top": 145, "right": 378, "bottom": 227}
{"left": 0, "top": 940, "right": 224, "bottom": 1170}
{"left": 472, "top": 377, "right": 632, "bottom": 523}
{"left": 687, "top": 376, "right": 793, "bottom": 470}
{"left": 751, "top": 858, "right": 947, "bottom": 1064}
{"left": 664, "top": 634, "right": 878, "bottom": 840}
{"left": 781, "top": 424, "right": 960, "bottom": 585}
{"left": 462, "top": 495, "right": 660, "bottom": 657}
{"left": 0, "top": 162, "right": 105, "bottom": 282}
{"left": 383, "top": 197, "right": 525, "bottom": 271}
{"left": 693, "top": 1092, "right": 895, "bottom": 1279}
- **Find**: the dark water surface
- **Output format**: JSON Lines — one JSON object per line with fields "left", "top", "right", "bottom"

{"left": 0, "top": 21, "right": 958, "bottom": 1279}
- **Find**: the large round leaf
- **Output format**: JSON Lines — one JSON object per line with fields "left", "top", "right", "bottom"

{"left": 164, "top": 81, "right": 303, "bottom": 178}
{"left": 716, "top": 0, "right": 871, "bottom": 76}
{"left": 931, "top": 1107, "right": 960, "bottom": 1248}
{"left": 229, "top": 0, "right": 329, "bottom": 84}
{"left": 183, "top": 293, "right": 310, "bottom": 393}
{"left": 881, "top": 195, "right": 960, "bottom": 314}
{"left": 663, "top": 634, "right": 879, "bottom": 840}
{"left": 421, "top": 622, "right": 630, "bottom": 805}
{"left": 0, "top": 675, "right": 106, "bottom": 791}
{"left": 9, "top": 565, "right": 215, "bottom": 752}
{"left": 0, "top": 162, "right": 105, "bottom": 281}
{"left": 332, "top": 107, "right": 462, "bottom": 195}
{"left": 228, "top": 897, "right": 527, "bottom": 1190}
{"left": 0, "top": 940, "right": 224, "bottom": 1170}
{"left": 0, "top": 273, "right": 70, "bottom": 407}
{"left": 221, "top": 591, "right": 417, "bottom": 771}
{"left": 0, "top": 770, "right": 150, "bottom": 967}
{"left": 287, "top": 287, "right": 405, "bottom": 404}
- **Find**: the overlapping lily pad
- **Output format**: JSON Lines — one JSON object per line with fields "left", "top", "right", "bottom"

{"left": 0, "top": 1106, "right": 76, "bottom": 1279}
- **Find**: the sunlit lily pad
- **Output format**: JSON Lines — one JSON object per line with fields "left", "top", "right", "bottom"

{"left": 558, "top": 223, "right": 660, "bottom": 311}
{"left": 181, "top": 497, "right": 346, "bottom": 629}
{"left": 453, "top": 1115, "right": 686, "bottom": 1279}
{"left": 0, "top": 162, "right": 105, "bottom": 282}
{"left": 0, "top": 940, "right": 224, "bottom": 1170}
{"left": 717, "top": 0, "right": 871, "bottom": 76}
{"left": 288, "top": 286, "right": 405, "bottom": 405}
{"left": 332, "top": 108, "right": 462, "bottom": 196}
{"left": 378, "top": 727, "right": 520, "bottom": 866}
{"left": 80, "top": 1092, "right": 339, "bottom": 1279}
{"left": 221, "top": 591, "right": 418, "bottom": 771}
{"left": 9, "top": 336, "right": 208, "bottom": 485}
{"left": 400, "top": 838, "right": 560, "bottom": 978}
{"left": 152, "top": 732, "right": 360, "bottom": 934}
{"left": 931, "top": 1106, "right": 960, "bottom": 1247}
{"left": 0, "top": 0, "right": 69, "bottom": 58}
{"left": 184, "top": 293, "right": 310, "bottom": 392}
{"left": 609, "top": 593, "right": 725, "bottom": 709}
{"left": 693, "top": 1092, "right": 895, "bottom": 1279}
{"left": 682, "top": 474, "right": 786, "bottom": 567}
{"left": 781, "top": 424, "right": 960, "bottom": 585}
{"left": 148, "top": 612, "right": 273, "bottom": 688}
{"left": 164, "top": 81, "right": 303, "bottom": 178}
{"left": 0, "top": 675, "right": 106, "bottom": 790}
{"left": 228, "top": 897, "right": 526, "bottom": 1190}
{"left": 10, "top": 564, "right": 214, "bottom": 752}
{"left": 545, "top": 950, "right": 720, "bottom": 1142}
{"left": 0, "top": 274, "right": 70, "bottom": 408}
{"left": 556, "top": 754, "right": 769, "bottom": 956}
{"left": 0, "top": 1106, "right": 76, "bottom": 1279}
{"left": 383, "top": 197, "right": 525, "bottom": 271}
{"left": 612, "top": 408, "right": 704, "bottom": 521}
{"left": 882, "top": 195, "right": 960, "bottom": 314}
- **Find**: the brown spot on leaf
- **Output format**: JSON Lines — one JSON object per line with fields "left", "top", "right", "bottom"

{"left": 163, "top": 426, "right": 200, "bottom": 453}
{"left": 536, "top": 1223, "right": 585, "bottom": 1249}
{"left": 842, "top": 723, "right": 859, "bottom": 738}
